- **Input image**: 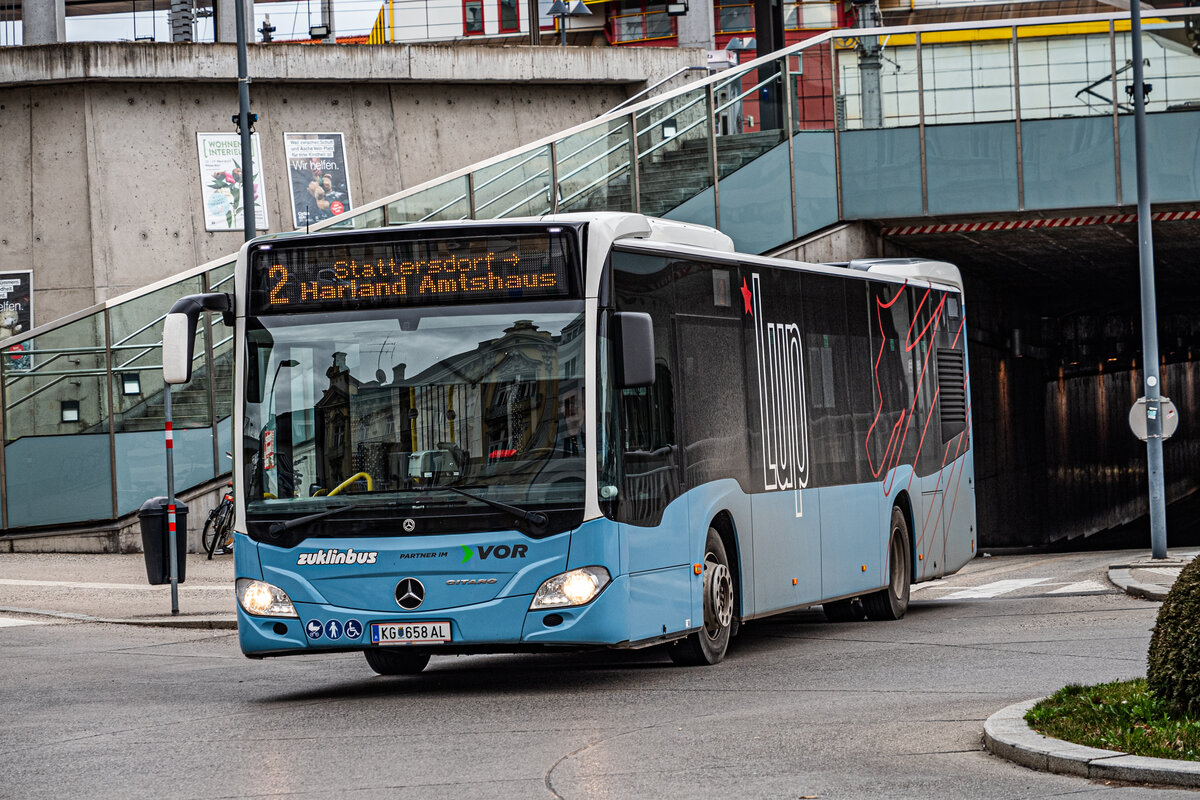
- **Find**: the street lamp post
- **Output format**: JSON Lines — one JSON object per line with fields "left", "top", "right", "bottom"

{"left": 1129, "top": 0, "right": 1168, "bottom": 560}
{"left": 547, "top": 0, "right": 591, "bottom": 45}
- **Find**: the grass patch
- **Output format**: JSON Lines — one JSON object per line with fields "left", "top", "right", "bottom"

{"left": 1026, "top": 679, "right": 1200, "bottom": 761}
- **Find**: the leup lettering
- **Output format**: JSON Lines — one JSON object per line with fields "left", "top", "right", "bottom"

{"left": 752, "top": 273, "right": 810, "bottom": 512}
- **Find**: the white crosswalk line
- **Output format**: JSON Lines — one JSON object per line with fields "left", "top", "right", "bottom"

{"left": 944, "top": 578, "right": 1050, "bottom": 599}
{"left": 1047, "top": 580, "right": 1109, "bottom": 594}
{"left": 0, "top": 616, "right": 45, "bottom": 627}
{"left": 0, "top": 578, "right": 229, "bottom": 591}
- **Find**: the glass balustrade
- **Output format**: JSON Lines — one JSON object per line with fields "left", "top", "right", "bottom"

{"left": 6, "top": 8, "right": 1200, "bottom": 530}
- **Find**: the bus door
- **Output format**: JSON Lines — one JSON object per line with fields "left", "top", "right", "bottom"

{"left": 910, "top": 285, "right": 955, "bottom": 579}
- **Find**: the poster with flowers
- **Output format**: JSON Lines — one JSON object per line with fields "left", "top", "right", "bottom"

{"left": 197, "top": 132, "right": 269, "bottom": 232}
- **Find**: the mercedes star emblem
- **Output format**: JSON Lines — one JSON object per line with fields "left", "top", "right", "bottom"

{"left": 395, "top": 577, "right": 425, "bottom": 610}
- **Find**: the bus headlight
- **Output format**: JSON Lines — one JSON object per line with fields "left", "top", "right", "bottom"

{"left": 530, "top": 566, "right": 611, "bottom": 610}
{"left": 237, "top": 578, "right": 299, "bottom": 617}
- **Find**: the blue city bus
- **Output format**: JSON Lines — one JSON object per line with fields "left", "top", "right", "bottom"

{"left": 162, "top": 212, "right": 976, "bottom": 672}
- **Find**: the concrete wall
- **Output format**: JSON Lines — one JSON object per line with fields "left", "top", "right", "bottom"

{"left": 0, "top": 42, "right": 704, "bottom": 326}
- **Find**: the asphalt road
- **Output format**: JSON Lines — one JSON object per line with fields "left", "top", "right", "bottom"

{"left": 1, "top": 548, "right": 1195, "bottom": 799}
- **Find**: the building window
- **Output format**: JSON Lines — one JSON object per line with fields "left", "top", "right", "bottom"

{"left": 499, "top": 0, "right": 519, "bottom": 31}
{"left": 61, "top": 400, "right": 80, "bottom": 423}
{"left": 464, "top": 0, "right": 484, "bottom": 34}
{"left": 715, "top": 0, "right": 751, "bottom": 33}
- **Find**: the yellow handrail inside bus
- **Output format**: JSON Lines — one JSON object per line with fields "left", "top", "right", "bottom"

{"left": 326, "top": 472, "right": 374, "bottom": 496}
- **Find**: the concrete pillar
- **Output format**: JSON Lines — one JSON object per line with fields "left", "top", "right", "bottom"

{"left": 319, "top": 0, "right": 336, "bottom": 42}
{"left": 676, "top": 0, "right": 715, "bottom": 51}
{"left": 215, "top": 0, "right": 254, "bottom": 44}
{"left": 171, "top": 0, "right": 195, "bottom": 42}
{"left": 23, "top": 0, "right": 66, "bottom": 45}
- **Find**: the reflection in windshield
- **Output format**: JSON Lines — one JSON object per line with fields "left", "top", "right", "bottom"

{"left": 244, "top": 304, "right": 586, "bottom": 518}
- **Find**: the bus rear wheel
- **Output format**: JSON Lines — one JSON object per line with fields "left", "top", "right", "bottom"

{"left": 863, "top": 506, "right": 911, "bottom": 621}
{"left": 669, "top": 527, "right": 734, "bottom": 666}
{"left": 364, "top": 648, "right": 431, "bottom": 676}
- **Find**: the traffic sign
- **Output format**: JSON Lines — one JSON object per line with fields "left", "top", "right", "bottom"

{"left": 1129, "top": 396, "right": 1179, "bottom": 441}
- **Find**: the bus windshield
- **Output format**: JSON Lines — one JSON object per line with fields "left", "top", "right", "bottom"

{"left": 242, "top": 301, "right": 586, "bottom": 533}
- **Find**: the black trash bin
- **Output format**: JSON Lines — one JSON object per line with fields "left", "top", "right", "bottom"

{"left": 138, "top": 497, "right": 188, "bottom": 585}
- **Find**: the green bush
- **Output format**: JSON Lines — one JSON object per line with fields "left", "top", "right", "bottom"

{"left": 1148, "top": 557, "right": 1200, "bottom": 715}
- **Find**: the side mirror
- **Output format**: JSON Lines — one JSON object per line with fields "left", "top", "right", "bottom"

{"left": 614, "top": 311, "right": 655, "bottom": 388}
{"left": 163, "top": 293, "right": 233, "bottom": 384}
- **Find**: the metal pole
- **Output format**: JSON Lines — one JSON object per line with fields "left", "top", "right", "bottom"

{"left": 235, "top": 0, "right": 256, "bottom": 242}
{"left": 165, "top": 386, "right": 179, "bottom": 614}
{"left": 1130, "top": 0, "right": 1167, "bottom": 559}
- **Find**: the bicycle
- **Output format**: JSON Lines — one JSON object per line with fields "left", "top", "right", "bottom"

{"left": 202, "top": 481, "right": 235, "bottom": 559}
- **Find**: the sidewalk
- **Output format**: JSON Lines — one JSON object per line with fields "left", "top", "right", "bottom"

{"left": 1107, "top": 551, "right": 1196, "bottom": 601}
{"left": 983, "top": 548, "right": 1200, "bottom": 788}
{"left": 0, "top": 551, "right": 236, "bottom": 629}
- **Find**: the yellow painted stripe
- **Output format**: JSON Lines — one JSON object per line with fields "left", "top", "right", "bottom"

{"left": 834, "top": 17, "right": 1169, "bottom": 48}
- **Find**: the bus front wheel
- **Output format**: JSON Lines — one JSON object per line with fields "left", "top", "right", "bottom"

{"left": 863, "top": 506, "right": 911, "bottom": 621}
{"left": 364, "top": 648, "right": 431, "bottom": 676}
{"left": 669, "top": 527, "right": 734, "bottom": 666}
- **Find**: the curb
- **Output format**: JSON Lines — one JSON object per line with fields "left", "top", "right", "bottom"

{"left": 984, "top": 699, "right": 1200, "bottom": 788}
{"left": 1107, "top": 567, "right": 1170, "bottom": 601}
{"left": 1107, "top": 557, "right": 1191, "bottom": 602}
{"left": 0, "top": 605, "right": 237, "bottom": 630}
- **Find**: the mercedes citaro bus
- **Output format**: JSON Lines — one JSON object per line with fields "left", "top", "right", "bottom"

{"left": 162, "top": 212, "right": 975, "bottom": 674}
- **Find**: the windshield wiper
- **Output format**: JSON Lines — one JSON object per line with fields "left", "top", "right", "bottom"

{"left": 265, "top": 504, "right": 359, "bottom": 539}
{"left": 417, "top": 485, "right": 548, "bottom": 533}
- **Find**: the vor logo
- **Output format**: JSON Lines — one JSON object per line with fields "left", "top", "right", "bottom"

{"left": 459, "top": 544, "right": 529, "bottom": 563}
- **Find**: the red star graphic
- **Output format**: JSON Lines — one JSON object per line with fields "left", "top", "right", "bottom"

{"left": 741, "top": 278, "right": 753, "bottom": 315}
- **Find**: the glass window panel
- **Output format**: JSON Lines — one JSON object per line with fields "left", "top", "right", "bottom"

{"left": 837, "top": 37, "right": 920, "bottom": 129}
{"left": 840, "top": 127, "right": 922, "bottom": 218}
{"left": 555, "top": 119, "right": 634, "bottom": 214}
{"left": 792, "top": 130, "right": 838, "bottom": 236}
{"left": 5, "top": 434, "right": 113, "bottom": 527}
{"left": 719, "top": 139, "right": 793, "bottom": 252}
{"left": 1119, "top": 110, "right": 1200, "bottom": 204}
{"left": 1021, "top": 117, "right": 1116, "bottom": 210}
{"left": 464, "top": 0, "right": 483, "bottom": 33}
{"left": 206, "top": 261, "right": 237, "bottom": 426}
{"left": 925, "top": 122, "right": 1018, "bottom": 215}
{"left": 109, "top": 276, "right": 208, "bottom": 432}
{"left": 790, "top": 44, "right": 835, "bottom": 131}
{"left": 717, "top": 1, "right": 752, "bottom": 33}
{"left": 114, "top": 427, "right": 214, "bottom": 516}
{"left": 3, "top": 309, "right": 108, "bottom": 441}
{"left": 386, "top": 177, "right": 471, "bottom": 224}
{"left": 473, "top": 146, "right": 553, "bottom": 219}
{"left": 715, "top": 56, "right": 787, "bottom": 181}
{"left": 637, "top": 84, "right": 714, "bottom": 219}
{"left": 921, "top": 38, "right": 1014, "bottom": 125}
{"left": 499, "top": 0, "right": 518, "bottom": 30}
{"left": 799, "top": 1, "right": 836, "bottom": 29}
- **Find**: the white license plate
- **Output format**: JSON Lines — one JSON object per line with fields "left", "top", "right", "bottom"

{"left": 370, "top": 621, "right": 452, "bottom": 644}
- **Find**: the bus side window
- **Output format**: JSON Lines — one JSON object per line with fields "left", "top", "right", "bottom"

{"left": 611, "top": 250, "right": 681, "bottom": 525}
{"left": 619, "top": 364, "right": 679, "bottom": 524}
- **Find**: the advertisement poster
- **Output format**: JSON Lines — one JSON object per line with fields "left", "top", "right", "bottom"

{"left": 0, "top": 271, "right": 33, "bottom": 371}
{"left": 284, "top": 132, "right": 354, "bottom": 229}
{"left": 197, "top": 132, "right": 269, "bottom": 232}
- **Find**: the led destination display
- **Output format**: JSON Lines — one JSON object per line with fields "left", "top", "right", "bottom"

{"left": 249, "top": 230, "right": 576, "bottom": 313}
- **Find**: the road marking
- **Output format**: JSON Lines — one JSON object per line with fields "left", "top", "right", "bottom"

{"left": 944, "top": 578, "right": 1050, "bottom": 599}
{"left": 0, "top": 616, "right": 45, "bottom": 627}
{"left": 1047, "top": 580, "right": 1109, "bottom": 594}
{"left": 0, "top": 579, "right": 230, "bottom": 592}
